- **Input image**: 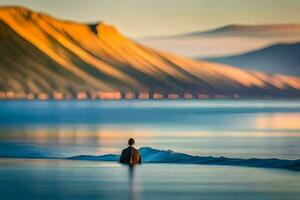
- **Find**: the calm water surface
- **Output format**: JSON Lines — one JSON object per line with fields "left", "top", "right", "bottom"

{"left": 0, "top": 100, "right": 300, "bottom": 159}
{"left": 0, "top": 158, "right": 299, "bottom": 200}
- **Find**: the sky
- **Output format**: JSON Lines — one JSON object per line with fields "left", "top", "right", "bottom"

{"left": 1, "top": 0, "right": 300, "bottom": 37}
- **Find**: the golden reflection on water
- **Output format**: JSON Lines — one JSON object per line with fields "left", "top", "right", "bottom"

{"left": 2, "top": 112, "right": 300, "bottom": 143}
{"left": 1, "top": 125, "right": 299, "bottom": 148}
{"left": 256, "top": 113, "right": 300, "bottom": 130}
{"left": 1, "top": 113, "right": 299, "bottom": 156}
{"left": 0, "top": 126, "right": 153, "bottom": 154}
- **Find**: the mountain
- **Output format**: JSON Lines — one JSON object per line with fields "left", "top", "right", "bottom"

{"left": 1, "top": 6, "right": 300, "bottom": 99}
{"left": 181, "top": 24, "right": 300, "bottom": 37}
{"left": 68, "top": 147, "right": 300, "bottom": 171}
{"left": 3, "top": 144, "right": 299, "bottom": 171}
{"left": 138, "top": 24, "right": 300, "bottom": 57}
{"left": 204, "top": 42, "right": 300, "bottom": 77}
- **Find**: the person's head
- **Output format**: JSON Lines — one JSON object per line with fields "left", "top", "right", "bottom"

{"left": 128, "top": 138, "right": 135, "bottom": 146}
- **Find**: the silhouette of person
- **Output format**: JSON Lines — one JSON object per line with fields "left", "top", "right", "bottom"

{"left": 120, "top": 138, "right": 141, "bottom": 165}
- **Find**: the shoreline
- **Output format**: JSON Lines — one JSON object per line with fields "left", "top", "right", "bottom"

{"left": 1, "top": 147, "right": 299, "bottom": 171}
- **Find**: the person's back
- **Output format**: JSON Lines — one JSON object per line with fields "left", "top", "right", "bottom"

{"left": 120, "top": 138, "right": 141, "bottom": 165}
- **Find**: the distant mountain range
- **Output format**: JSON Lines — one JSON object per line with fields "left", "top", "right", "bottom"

{"left": 69, "top": 147, "right": 300, "bottom": 171}
{"left": 1, "top": 6, "right": 300, "bottom": 99}
{"left": 138, "top": 24, "right": 300, "bottom": 57}
{"left": 2, "top": 144, "right": 299, "bottom": 171}
{"left": 179, "top": 24, "right": 300, "bottom": 38}
{"left": 204, "top": 42, "right": 300, "bottom": 77}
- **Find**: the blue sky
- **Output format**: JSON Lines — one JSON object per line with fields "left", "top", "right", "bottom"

{"left": 1, "top": 0, "right": 300, "bottom": 37}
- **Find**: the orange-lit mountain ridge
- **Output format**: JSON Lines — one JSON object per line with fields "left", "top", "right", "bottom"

{"left": 1, "top": 6, "right": 300, "bottom": 99}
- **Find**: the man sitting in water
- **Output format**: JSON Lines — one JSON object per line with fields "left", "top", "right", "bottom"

{"left": 120, "top": 138, "right": 141, "bottom": 165}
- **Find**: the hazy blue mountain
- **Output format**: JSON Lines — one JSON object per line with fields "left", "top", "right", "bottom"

{"left": 68, "top": 147, "right": 300, "bottom": 171}
{"left": 139, "top": 24, "right": 300, "bottom": 57}
{"left": 204, "top": 42, "right": 300, "bottom": 76}
{"left": 180, "top": 24, "right": 300, "bottom": 38}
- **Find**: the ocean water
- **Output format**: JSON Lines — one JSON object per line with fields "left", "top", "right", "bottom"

{"left": 0, "top": 100, "right": 300, "bottom": 159}
{"left": 1, "top": 100, "right": 300, "bottom": 200}
{"left": 0, "top": 158, "right": 299, "bottom": 200}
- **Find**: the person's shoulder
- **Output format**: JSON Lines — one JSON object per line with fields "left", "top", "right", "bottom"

{"left": 122, "top": 147, "right": 131, "bottom": 152}
{"left": 132, "top": 147, "right": 139, "bottom": 153}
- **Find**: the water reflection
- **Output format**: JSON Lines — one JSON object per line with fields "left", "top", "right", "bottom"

{"left": 1, "top": 159, "right": 299, "bottom": 200}
{"left": 256, "top": 113, "right": 300, "bottom": 130}
{"left": 0, "top": 100, "right": 300, "bottom": 159}
{"left": 128, "top": 166, "right": 139, "bottom": 200}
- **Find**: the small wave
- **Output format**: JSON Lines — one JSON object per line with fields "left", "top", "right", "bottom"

{"left": 68, "top": 147, "right": 300, "bottom": 171}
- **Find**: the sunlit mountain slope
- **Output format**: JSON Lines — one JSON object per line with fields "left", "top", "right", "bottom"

{"left": 1, "top": 7, "right": 300, "bottom": 99}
